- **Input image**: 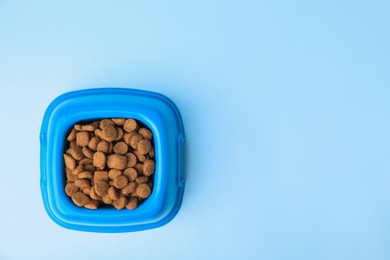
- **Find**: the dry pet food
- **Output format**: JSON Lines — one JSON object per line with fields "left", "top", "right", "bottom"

{"left": 64, "top": 118, "right": 155, "bottom": 210}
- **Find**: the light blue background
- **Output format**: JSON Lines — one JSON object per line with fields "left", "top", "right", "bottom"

{"left": 0, "top": 0, "right": 389, "bottom": 259}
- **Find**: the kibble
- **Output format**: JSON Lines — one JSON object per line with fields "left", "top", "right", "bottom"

{"left": 101, "top": 125, "right": 117, "bottom": 142}
{"left": 82, "top": 147, "right": 94, "bottom": 159}
{"left": 64, "top": 154, "right": 76, "bottom": 170}
{"left": 123, "top": 119, "right": 138, "bottom": 132}
{"left": 84, "top": 164, "right": 95, "bottom": 171}
{"left": 71, "top": 192, "right": 90, "bottom": 207}
{"left": 93, "top": 152, "right": 106, "bottom": 169}
{"left": 76, "top": 131, "right": 90, "bottom": 147}
{"left": 126, "top": 153, "right": 137, "bottom": 168}
{"left": 78, "top": 158, "right": 93, "bottom": 165}
{"left": 67, "top": 129, "right": 77, "bottom": 141}
{"left": 83, "top": 187, "right": 92, "bottom": 195}
{"left": 67, "top": 146, "right": 84, "bottom": 160}
{"left": 130, "top": 134, "right": 143, "bottom": 149}
{"left": 135, "top": 183, "right": 151, "bottom": 199}
{"left": 113, "top": 196, "right": 128, "bottom": 209}
{"left": 137, "top": 139, "right": 152, "bottom": 155}
{"left": 135, "top": 176, "right": 149, "bottom": 184}
{"left": 102, "top": 194, "right": 113, "bottom": 205}
{"left": 88, "top": 136, "right": 100, "bottom": 151}
{"left": 108, "top": 186, "right": 120, "bottom": 201}
{"left": 65, "top": 183, "right": 79, "bottom": 197}
{"left": 112, "top": 118, "right": 126, "bottom": 125}
{"left": 121, "top": 182, "right": 136, "bottom": 195}
{"left": 78, "top": 171, "right": 93, "bottom": 179}
{"left": 75, "top": 179, "right": 90, "bottom": 189}
{"left": 139, "top": 128, "right": 153, "bottom": 140}
{"left": 113, "top": 142, "right": 128, "bottom": 155}
{"left": 123, "top": 167, "right": 138, "bottom": 181}
{"left": 108, "top": 169, "right": 122, "bottom": 180}
{"left": 107, "top": 154, "right": 127, "bottom": 170}
{"left": 94, "top": 170, "right": 108, "bottom": 181}
{"left": 96, "top": 140, "right": 109, "bottom": 153}
{"left": 99, "top": 119, "right": 115, "bottom": 129}
{"left": 143, "top": 159, "right": 155, "bottom": 176}
{"left": 112, "top": 175, "right": 128, "bottom": 189}
{"left": 64, "top": 118, "right": 155, "bottom": 210}
{"left": 84, "top": 200, "right": 99, "bottom": 209}
{"left": 115, "top": 127, "right": 124, "bottom": 141}
{"left": 126, "top": 197, "right": 139, "bottom": 210}
{"left": 94, "top": 180, "right": 109, "bottom": 197}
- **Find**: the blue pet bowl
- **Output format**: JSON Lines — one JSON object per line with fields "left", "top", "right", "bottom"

{"left": 40, "top": 88, "right": 185, "bottom": 232}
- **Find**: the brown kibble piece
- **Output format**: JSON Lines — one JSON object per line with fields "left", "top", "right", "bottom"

{"left": 94, "top": 180, "right": 109, "bottom": 197}
{"left": 136, "top": 176, "right": 148, "bottom": 184}
{"left": 123, "top": 132, "right": 136, "bottom": 145}
{"left": 121, "top": 182, "right": 136, "bottom": 195}
{"left": 137, "top": 139, "right": 152, "bottom": 155}
{"left": 143, "top": 159, "right": 155, "bottom": 176}
{"left": 81, "top": 124, "right": 96, "bottom": 131}
{"left": 135, "top": 183, "right": 152, "bottom": 199}
{"left": 123, "top": 167, "right": 138, "bottom": 181}
{"left": 74, "top": 124, "right": 82, "bottom": 131}
{"left": 64, "top": 154, "right": 76, "bottom": 170}
{"left": 76, "top": 131, "right": 90, "bottom": 147}
{"left": 126, "top": 197, "right": 139, "bottom": 210}
{"left": 149, "top": 147, "right": 155, "bottom": 158}
{"left": 113, "top": 196, "right": 128, "bottom": 210}
{"left": 84, "top": 200, "right": 99, "bottom": 209}
{"left": 84, "top": 164, "right": 95, "bottom": 171}
{"left": 89, "top": 188, "right": 101, "bottom": 200}
{"left": 82, "top": 147, "right": 94, "bottom": 159}
{"left": 107, "top": 154, "right": 127, "bottom": 170}
{"left": 112, "top": 118, "right": 126, "bottom": 125}
{"left": 130, "top": 134, "right": 143, "bottom": 149}
{"left": 126, "top": 153, "right": 137, "bottom": 168}
{"left": 71, "top": 192, "right": 90, "bottom": 206}
{"left": 72, "top": 165, "right": 84, "bottom": 175}
{"left": 138, "top": 128, "right": 153, "bottom": 140}
{"left": 112, "top": 175, "right": 128, "bottom": 189}
{"left": 69, "top": 140, "right": 76, "bottom": 148}
{"left": 67, "top": 129, "right": 77, "bottom": 141}
{"left": 113, "top": 142, "right": 128, "bottom": 155}
{"left": 101, "top": 125, "right": 117, "bottom": 142}
{"left": 94, "top": 128, "right": 102, "bottom": 138}
{"left": 108, "top": 142, "right": 114, "bottom": 154}
{"left": 108, "top": 169, "right": 122, "bottom": 180}
{"left": 134, "top": 150, "right": 146, "bottom": 162}
{"left": 83, "top": 187, "right": 92, "bottom": 195}
{"left": 102, "top": 194, "right": 113, "bottom": 205}
{"left": 135, "top": 163, "right": 144, "bottom": 174}
{"left": 108, "top": 186, "right": 120, "bottom": 200}
{"left": 78, "top": 158, "right": 93, "bottom": 165}
{"left": 93, "top": 152, "right": 106, "bottom": 169}
{"left": 65, "top": 183, "right": 79, "bottom": 197}
{"left": 66, "top": 169, "right": 77, "bottom": 181}
{"left": 94, "top": 171, "right": 108, "bottom": 181}
{"left": 78, "top": 171, "right": 93, "bottom": 179}
{"left": 99, "top": 119, "right": 115, "bottom": 129}
{"left": 123, "top": 119, "right": 138, "bottom": 132}
{"left": 88, "top": 136, "right": 100, "bottom": 151}
{"left": 115, "top": 127, "right": 124, "bottom": 141}
{"left": 74, "top": 179, "right": 90, "bottom": 189}
{"left": 96, "top": 140, "right": 110, "bottom": 153}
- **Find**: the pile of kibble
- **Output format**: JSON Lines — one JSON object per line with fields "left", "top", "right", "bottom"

{"left": 63, "top": 118, "right": 155, "bottom": 210}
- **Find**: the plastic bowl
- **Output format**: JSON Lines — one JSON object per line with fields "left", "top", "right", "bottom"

{"left": 40, "top": 88, "right": 185, "bottom": 232}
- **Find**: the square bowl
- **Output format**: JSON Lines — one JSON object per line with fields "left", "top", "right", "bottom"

{"left": 40, "top": 88, "right": 185, "bottom": 232}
